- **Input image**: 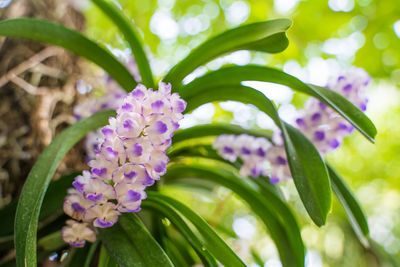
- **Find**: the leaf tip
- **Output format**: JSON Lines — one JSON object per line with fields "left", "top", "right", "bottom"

{"left": 274, "top": 18, "right": 292, "bottom": 30}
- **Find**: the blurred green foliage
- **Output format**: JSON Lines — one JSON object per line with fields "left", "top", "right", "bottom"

{"left": 83, "top": 0, "right": 400, "bottom": 266}
{"left": 85, "top": 0, "right": 400, "bottom": 81}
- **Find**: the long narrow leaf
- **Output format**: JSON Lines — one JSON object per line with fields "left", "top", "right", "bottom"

{"left": 182, "top": 84, "right": 332, "bottom": 225}
{"left": 99, "top": 214, "right": 173, "bottom": 267}
{"left": 165, "top": 19, "right": 291, "bottom": 87}
{"left": 179, "top": 65, "right": 376, "bottom": 142}
{"left": 84, "top": 241, "right": 100, "bottom": 267}
{"left": 163, "top": 235, "right": 197, "bottom": 266}
{"left": 327, "top": 164, "right": 369, "bottom": 246}
{"left": 14, "top": 110, "right": 115, "bottom": 267}
{"left": 92, "top": 0, "right": 154, "bottom": 88}
{"left": 142, "top": 201, "right": 219, "bottom": 267}
{"left": 146, "top": 192, "right": 246, "bottom": 267}
{"left": 165, "top": 158, "right": 305, "bottom": 267}
{"left": 281, "top": 122, "right": 331, "bottom": 226}
{"left": 99, "top": 222, "right": 145, "bottom": 267}
{"left": 37, "top": 231, "right": 64, "bottom": 252}
{"left": 0, "top": 18, "right": 136, "bottom": 91}
{"left": 98, "top": 245, "right": 119, "bottom": 267}
{"left": 67, "top": 246, "right": 91, "bottom": 267}
{"left": 119, "top": 214, "right": 174, "bottom": 266}
{"left": 162, "top": 237, "right": 193, "bottom": 267}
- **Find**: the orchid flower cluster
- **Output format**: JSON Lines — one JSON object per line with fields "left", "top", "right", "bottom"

{"left": 62, "top": 82, "right": 186, "bottom": 247}
{"left": 213, "top": 67, "right": 370, "bottom": 183}
{"left": 213, "top": 132, "right": 291, "bottom": 183}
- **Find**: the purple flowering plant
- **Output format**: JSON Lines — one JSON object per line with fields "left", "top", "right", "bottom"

{"left": 0, "top": 0, "right": 378, "bottom": 266}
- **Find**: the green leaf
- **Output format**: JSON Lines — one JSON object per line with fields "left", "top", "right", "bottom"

{"left": 282, "top": 122, "right": 331, "bottom": 226}
{"left": 168, "top": 136, "right": 220, "bottom": 159}
{"left": 0, "top": 18, "right": 136, "bottom": 91}
{"left": 162, "top": 237, "right": 192, "bottom": 267}
{"left": 183, "top": 84, "right": 277, "bottom": 117}
{"left": 14, "top": 109, "right": 115, "bottom": 267}
{"left": 162, "top": 235, "right": 197, "bottom": 267}
{"left": 67, "top": 247, "right": 90, "bottom": 267}
{"left": 164, "top": 158, "right": 305, "bottom": 267}
{"left": 165, "top": 19, "right": 291, "bottom": 87}
{"left": 146, "top": 192, "right": 246, "bottom": 267}
{"left": 143, "top": 200, "right": 219, "bottom": 267}
{"left": 99, "top": 223, "right": 143, "bottom": 267}
{"left": 251, "top": 248, "right": 265, "bottom": 266}
{"left": 308, "top": 84, "right": 376, "bottom": 142}
{"left": 179, "top": 65, "right": 377, "bottom": 142}
{"left": 98, "top": 245, "right": 118, "bottom": 267}
{"left": 121, "top": 214, "right": 174, "bottom": 266}
{"left": 92, "top": 0, "right": 154, "bottom": 88}
{"left": 84, "top": 241, "right": 100, "bottom": 267}
{"left": 327, "top": 164, "right": 369, "bottom": 246}
{"left": 37, "top": 231, "right": 64, "bottom": 252}
{"left": 180, "top": 84, "right": 332, "bottom": 225}
{"left": 99, "top": 214, "right": 174, "bottom": 267}
{"left": 67, "top": 241, "right": 99, "bottom": 267}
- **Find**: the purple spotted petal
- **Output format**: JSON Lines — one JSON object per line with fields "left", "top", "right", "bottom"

{"left": 155, "top": 121, "right": 167, "bottom": 134}
{"left": 175, "top": 100, "right": 187, "bottom": 113}
{"left": 95, "top": 218, "right": 114, "bottom": 228}
{"left": 269, "top": 177, "right": 280, "bottom": 184}
{"left": 151, "top": 100, "right": 164, "bottom": 110}
{"left": 123, "top": 119, "right": 134, "bottom": 130}
{"left": 223, "top": 146, "right": 234, "bottom": 154}
{"left": 329, "top": 139, "right": 340, "bottom": 149}
{"left": 101, "top": 127, "right": 114, "bottom": 138}
{"left": 70, "top": 241, "right": 86, "bottom": 247}
{"left": 106, "top": 147, "right": 118, "bottom": 158}
{"left": 318, "top": 102, "right": 327, "bottom": 110}
{"left": 86, "top": 193, "right": 103, "bottom": 202}
{"left": 343, "top": 84, "right": 352, "bottom": 91}
{"left": 142, "top": 173, "right": 155, "bottom": 186}
{"left": 296, "top": 118, "right": 305, "bottom": 127}
{"left": 71, "top": 202, "right": 85, "bottom": 213}
{"left": 123, "top": 207, "right": 141, "bottom": 213}
{"left": 155, "top": 161, "right": 167, "bottom": 173}
{"left": 337, "top": 75, "right": 345, "bottom": 81}
{"left": 132, "top": 143, "right": 143, "bottom": 157}
{"left": 72, "top": 181, "right": 84, "bottom": 193}
{"left": 275, "top": 156, "right": 287, "bottom": 165}
{"left": 131, "top": 88, "right": 145, "bottom": 99}
{"left": 92, "top": 168, "right": 107, "bottom": 177}
{"left": 126, "top": 190, "right": 142, "bottom": 202}
{"left": 124, "top": 171, "right": 137, "bottom": 179}
{"left": 250, "top": 167, "right": 262, "bottom": 177}
{"left": 122, "top": 103, "right": 133, "bottom": 112}
{"left": 311, "top": 112, "right": 321, "bottom": 122}
{"left": 241, "top": 147, "right": 251, "bottom": 155}
{"left": 256, "top": 148, "right": 266, "bottom": 157}
{"left": 314, "top": 130, "right": 325, "bottom": 141}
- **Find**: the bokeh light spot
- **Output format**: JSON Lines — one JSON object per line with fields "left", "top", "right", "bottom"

{"left": 225, "top": 1, "right": 250, "bottom": 26}
{"left": 328, "top": 0, "right": 354, "bottom": 12}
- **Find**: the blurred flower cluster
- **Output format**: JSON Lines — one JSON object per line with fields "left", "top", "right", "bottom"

{"left": 62, "top": 82, "right": 186, "bottom": 247}
{"left": 73, "top": 50, "right": 140, "bottom": 161}
{"left": 214, "top": 67, "right": 370, "bottom": 183}
{"left": 295, "top": 67, "right": 370, "bottom": 153}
